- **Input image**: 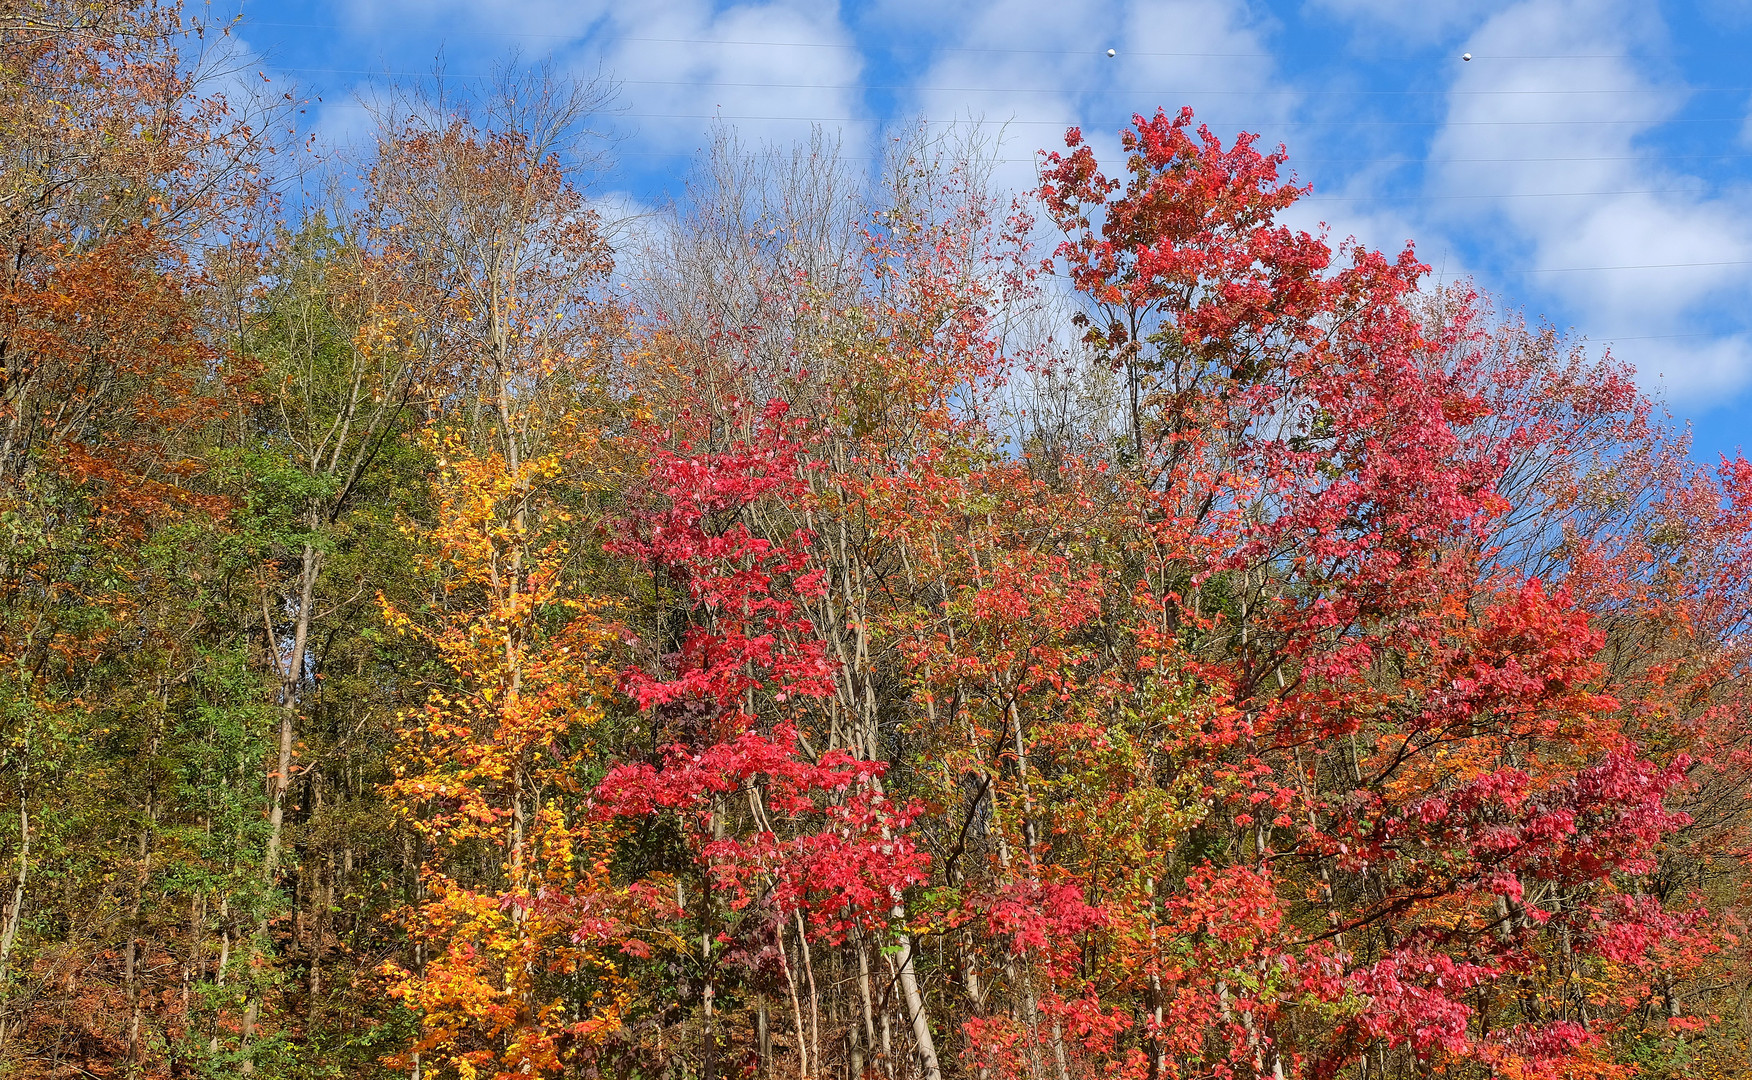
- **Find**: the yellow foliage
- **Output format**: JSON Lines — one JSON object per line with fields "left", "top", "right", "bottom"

{"left": 380, "top": 398, "right": 631, "bottom": 1079}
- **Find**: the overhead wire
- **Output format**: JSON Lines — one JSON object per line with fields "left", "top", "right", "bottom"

{"left": 263, "top": 65, "right": 1752, "bottom": 97}
{"left": 233, "top": 21, "right": 1666, "bottom": 61}
{"left": 294, "top": 101, "right": 1752, "bottom": 128}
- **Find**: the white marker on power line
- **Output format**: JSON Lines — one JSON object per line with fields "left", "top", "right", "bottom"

{"left": 1107, "top": 49, "right": 1116, "bottom": 57}
{"left": 1462, "top": 52, "right": 1473, "bottom": 61}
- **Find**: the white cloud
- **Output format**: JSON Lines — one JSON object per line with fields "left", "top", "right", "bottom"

{"left": 595, "top": 1, "right": 865, "bottom": 158}
{"left": 299, "top": 82, "right": 399, "bottom": 161}
{"left": 873, "top": 0, "right": 1110, "bottom": 196}
{"left": 867, "top": 0, "right": 1297, "bottom": 208}
{"left": 325, "top": 0, "right": 866, "bottom": 165}
{"left": 1609, "top": 335, "right": 1752, "bottom": 401}
{"left": 1120, "top": 0, "right": 1296, "bottom": 133}
{"left": 1306, "top": 0, "right": 1510, "bottom": 44}
{"left": 1429, "top": 0, "right": 1752, "bottom": 400}
{"left": 590, "top": 188, "right": 659, "bottom": 254}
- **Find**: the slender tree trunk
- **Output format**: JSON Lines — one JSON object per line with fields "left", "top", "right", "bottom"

{"left": 795, "top": 909, "right": 821, "bottom": 1074}
{"left": 757, "top": 997, "right": 771, "bottom": 1077}
{"left": 243, "top": 538, "right": 322, "bottom": 1071}
{"left": 126, "top": 713, "right": 162, "bottom": 1067}
{"left": 0, "top": 781, "right": 26, "bottom": 985}
{"left": 125, "top": 830, "right": 148, "bottom": 1064}
{"left": 0, "top": 773, "right": 29, "bottom": 1053}
{"left": 780, "top": 920, "right": 809, "bottom": 1080}
{"left": 263, "top": 541, "right": 320, "bottom": 883}
{"left": 894, "top": 932, "right": 942, "bottom": 1080}
{"left": 210, "top": 895, "right": 230, "bottom": 1055}
{"left": 856, "top": 935, "right": 880, "bottom": 1066}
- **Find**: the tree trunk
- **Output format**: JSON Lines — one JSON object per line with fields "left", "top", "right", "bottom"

{"left": 263, "top": 541, "right": 320, "bottom": 884}
{"left": 894, "top": 932, "right": 943, "bottom": 1080}
{"left": 0, "top": 774, "right": 29, "bottom": 1053}
{"left": 243, "top": 539, "right": 322, "bottom": 1072}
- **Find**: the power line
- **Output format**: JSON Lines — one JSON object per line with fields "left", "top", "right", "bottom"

{"left": 1499, "top": 259, "right": 1752, "bottom": 274}
{"left": 263, "top": 65, "right": 1752, "bottom": 97}
{"left": 236, "top": 20, "right": 1661, "bottom": 62}
{"left": 1584, "top": 332, "right": 1743, "bottom": 341}
{"left": 296, "top": 102, "right": 1752, "bottom": 128}
{"left": 621, "top": 113, "right": 1745, "bottom": 127}
{"left": 1304, "top": 187, "right": 1713, "bottom": 203}
{"left": 242, "top": 21, "right": 1253, "bottom": 54}
{"left": 230, "top": 21, "right": 1243, "bottom": 55}
{"left": 573, "top": 148, "right": 1752, "bottom": 165}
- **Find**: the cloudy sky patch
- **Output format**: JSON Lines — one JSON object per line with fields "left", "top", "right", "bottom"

{"left": 235, "top": 0, "right": 1752, "bottom": 459}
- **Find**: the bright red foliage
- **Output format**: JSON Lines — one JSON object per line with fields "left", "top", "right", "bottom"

{"left": 598, "top": 401, "right": 927, "bottom": 944}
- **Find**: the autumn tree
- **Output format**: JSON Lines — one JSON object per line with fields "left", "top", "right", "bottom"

{"left": 0, "top": 0, "right": 280, "bottom": 1069}
{"left": 369, "top": 67, "right": 643, "bottom": 1080}
{"left": 1034, "top": 108, "right": 1721, "bottom": 1080}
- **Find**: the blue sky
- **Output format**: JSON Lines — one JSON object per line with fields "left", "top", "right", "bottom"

{"left": 228, "top": 0, "right": 1752, "bottom": 463}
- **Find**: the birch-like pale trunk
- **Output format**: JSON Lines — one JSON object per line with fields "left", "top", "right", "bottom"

{"left": 0, "top": 760, "right": 30, "bottom": 1053}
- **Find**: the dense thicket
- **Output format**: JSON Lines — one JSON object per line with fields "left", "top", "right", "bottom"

{"left": 1, "top": 3, "right": 1749, "bottom": 1078}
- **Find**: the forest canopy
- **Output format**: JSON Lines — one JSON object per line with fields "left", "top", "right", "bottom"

{"left": 0, "top": 2, "right": 1748, "bottom": 1078}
